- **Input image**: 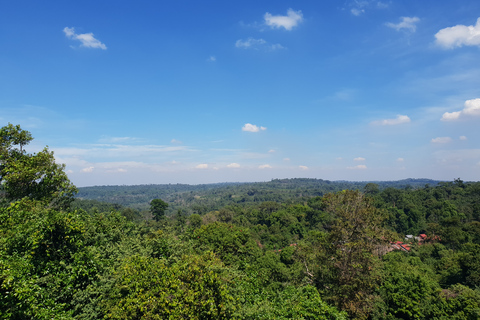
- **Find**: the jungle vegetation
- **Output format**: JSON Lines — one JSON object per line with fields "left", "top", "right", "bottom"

{"left": 1, "top": 124, "right": 480, "bottom": 319}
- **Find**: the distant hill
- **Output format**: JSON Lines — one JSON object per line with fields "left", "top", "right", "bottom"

{"left": 76, "top": 178, "right": 442, "bottom": 214}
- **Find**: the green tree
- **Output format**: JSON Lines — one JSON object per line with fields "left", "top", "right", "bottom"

{"left": 149, "top": 198, "right": 168, "bottom": 221}
{"left": 0, "top": 124, "right": 76, "bottom": 207}
{"left": 104, "top": 252, "right": 235, "bottom": 319}
{"left": 321, "top": 190, "right": 389, "bottom": 319}
{"left": 188, "top": 213, "right": 202, "bottom": 229}
{"left": 0, "top": 123, "right": 33, "bottom": 153}
{"left": 364, "top": 183, "right": 380, "bottom": 195}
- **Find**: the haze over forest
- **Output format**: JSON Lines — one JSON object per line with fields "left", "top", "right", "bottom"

{"left": 2, "top": 1, "right": 480, "bottom": 186}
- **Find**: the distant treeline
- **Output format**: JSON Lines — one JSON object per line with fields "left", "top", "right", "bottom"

{"left": 76, "top": 178, "right": 442, "bottom": 214}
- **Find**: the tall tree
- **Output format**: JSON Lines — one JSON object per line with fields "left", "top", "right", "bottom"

{"left": 150, "top": 198, "right": 168, "bottom": 221}
{"left": 321, "top": 190, "right": 389, "bottom": 319}
{"left": 0, "top": 124, "right": 76, "bottom": 207}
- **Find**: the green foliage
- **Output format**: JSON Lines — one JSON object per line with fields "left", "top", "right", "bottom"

{"left": 233, "top": 284, "right": 347, "bottom": 320}
{"left": 374, "top": 252, "right": 441, "bottom": 319}
{"left": 1, "top": 131, "right": 480, "bottom": 320}
{"left": 375, "top": 252, "right": 480, "bottom": 319}
{"left": 76, "top": 178, "right": 441, "bottom": 214}
{"left": 150, "top": 198, "right": 168, "bottom": 221}
{"left": 0, "top": 124, "right": 76, "bottom": 207}
{"left": 0, "top": 123, "right": 33, "bottom": 153}
{"left": 104, "top": 252, "right": 235, "bottom": 319}
{"left": 188, "top": 213, "right": 203, "bottom": 228}
{"left": 192, "top": 222, "right": 260, "bottom": 267}
{"left": 320, "top": 190, "right": 389, "bottom": 319}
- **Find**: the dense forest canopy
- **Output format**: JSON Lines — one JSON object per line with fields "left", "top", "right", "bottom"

{"left": 2, "top": 124, "right": 480, "bottom": 319}
{"left": 75, "top": 178, "right": 442, "bottom": 213}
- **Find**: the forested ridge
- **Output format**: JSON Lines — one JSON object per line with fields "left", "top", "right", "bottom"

{"left": 2, "top": 124, "right": 480, "bottom": 319}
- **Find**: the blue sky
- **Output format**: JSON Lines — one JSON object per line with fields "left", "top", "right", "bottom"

{"left": 1, "top": 0, "right": 480, "bottom": 186}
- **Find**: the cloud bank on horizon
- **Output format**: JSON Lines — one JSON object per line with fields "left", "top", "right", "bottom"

{"left": 1, "top": 1, "right": 480, "bottom": 186}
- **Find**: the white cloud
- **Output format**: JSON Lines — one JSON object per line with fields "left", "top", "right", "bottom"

{"left": 259, "top": 164, "right": 272, "bottom": 169}
{"left": 441, "top": 111, "right": 462, "bottom": 121}
{"left": 236, "top": 38, "right": 265, "bottom": 48}
{"left": 299, "top": 165, "right": 308, "bottom": 170}
{"left": 347, "top": 165, "right": 367, "bottom": 170}
{"left": 268, "top": 149, "right": 275, "bottom": 153}
{"left": 283, "top": 158, "right": 290, "bottom": 162}
{"left": 235, "top": 38, "right": 285, "bottom": 51}
{"left": 348, "top": 1, "right": 388, "bottom": 16}
{"left": 431, "top": 137, "right": 452, "bottom": 144}
{"left": 441, "top": 98, "right": 480, "bottom": 121}
{"left": 386, "top": 17, "right": 420, "bottom": 32}
{"left": 207, "top": 56, "right": 216, "bottom": 62}
{"left": 435, "top": 18, "right": 480, "bottom": 49}
{"left": 460, "top": 136, "right": 467, "bottom": 141}
{"left": 264, "top": 8, "right": 303, "bottom": 31}
{"left": 171, "top": 139, "right": 182, "bottom": 144}
{"left": 227, "top": 163, "right": 240, "bottom": 168}
{"left": 81, "top": 166, "right": 94, "bottom": 173}
{"left": 351, "top": 8, "right": 364, "bottom": 16}
{"left": 63, "top": 27, "right": 107, "bottom": 50}
{"left": 397, "top": 158, "right": 405, "bottom": 162}
{"left": 371, "top": 115, "right": 411, "bottom": 126}
{"left": 354, "top": 157, "right": 366, "bottom": 161}
{"left": 242, "top": 123, "right": 267, "bottom": 132}
{"left": 460, "top": 99, "right": 480, "bottom": 115}
{"left": 195, "top": 164, "right": 208, "bottom": 169}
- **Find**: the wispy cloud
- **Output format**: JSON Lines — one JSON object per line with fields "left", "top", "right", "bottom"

{"left": 435, "top": 17, "right": 480, "bottom": 49}
{"left": 299, "top": 165, "right": 308, "bottom": 170}
{"left": 53, "top": 144, "right": 195, "bottom": 162}
{"left": 347, "top": 165, "right": 367, "bottom": 170}
{"left": 171, "top": 139, "right": 183, "bottom": 144}
{"left": 259, "top": 164, "right": 272, "bottom": 169}
{"left": 348, "top": 1, "right": 389, "bottom": 16}
{"left": 63, "top": 27, "right": 107, "bottom": 50}
{"left": 386, "top": 17, "right": 420, "bottom": 32}
{"left": 441, "top": 98, "right": 480, "bottom": 121}
{"left": 98, "top": 136, "right": 137, "bottom": 143}
{"left": 242, "top": 123, "right": 267, "bottom": 132}
{"left": 431, "top": 137, "right": 452, "bottom": 144}
{"left": 371, "top": 115, "right": 411, "bottom": 126}
{"left": 227, "top": 163, "right": 240, "bottom": 168}
{"left": 397, "top": 158, "right": 405, "bottom": 162}
{"left": 264, "top": 8, "right": 303, "bottom": 31}
{"left": 195, "top": 164, "right": 208, "bottom": 169}
{"left": 459, "top": 136, "right": 467, "bottom": 141}
{"left": 235, "top": 38, "right": 284, "bottom": 51}
{"left": 351, "top": 8, "right": 364, "bottom": 16}
{"left": 354, "top": 157, "right": 366, "bottom": 161}
{"left": 207, "top": 56, "right": 216, "bottom": 62}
